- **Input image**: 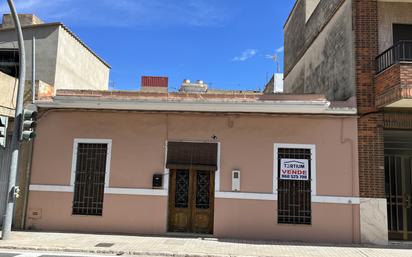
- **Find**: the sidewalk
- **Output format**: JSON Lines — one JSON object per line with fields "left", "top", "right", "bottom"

{"left": 0, "top": 231, "right": 411, "bottom": 257}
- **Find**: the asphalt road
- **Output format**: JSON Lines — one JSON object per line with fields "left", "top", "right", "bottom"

{"left": 0, "top": 250, "right": 160, "bottom": 257}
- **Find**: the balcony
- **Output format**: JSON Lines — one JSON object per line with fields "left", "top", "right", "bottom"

{"left": 375, "top": 41, "right": 412, "bottom": 108}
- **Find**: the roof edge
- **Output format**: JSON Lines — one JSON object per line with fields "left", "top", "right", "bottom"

{"left": 284, "top": 0, "right": 301, "bottom": 29}
{"left": 0, "top": 22, "right": 111, "bottom": 68}
{"left": 35, "top": 95, "right": 357, "bottom": 115}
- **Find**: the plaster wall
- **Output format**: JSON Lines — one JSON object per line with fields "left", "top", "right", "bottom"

{"left": 284, "top": 0, "right": 355, "bottom": 101}
{"left": 0, "top": 25, "right": 109, "bottom": 91}
{"left": 0, "top": 26, "right": 59, "bottom": 86}
{"left": 378, "top": 2, "right": 412, "bottom": 53}
{"left": 214, "top": 199, "right": 360, "bottom": 243}
{"left": 27, "top": 111, "right": 360, "bottom": 242}
{"left": 0, "top": 71, "right": 17, "bottom": 117}
{"left": 306, "top": 0, "right": 321, "bottom": 22}
{"left": 54, "top": 27, "right": 109, "bottom": 90}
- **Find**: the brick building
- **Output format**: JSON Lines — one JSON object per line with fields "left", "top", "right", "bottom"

{"left": 284, "top": 0, "right": 412, "bottom": 243}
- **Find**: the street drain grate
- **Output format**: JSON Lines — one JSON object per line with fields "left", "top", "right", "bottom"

{"left": 95, "top": 242, "right": 115, "bottom": 247}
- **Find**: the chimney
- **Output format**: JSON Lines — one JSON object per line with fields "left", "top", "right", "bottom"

{"left": 1, "top": 14, "right": 44, "bottom": 29}
{"left": 140, "top": 76, "right": 168, "bottom": 93}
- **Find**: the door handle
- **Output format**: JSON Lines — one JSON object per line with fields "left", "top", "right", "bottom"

{"left": 405, "top": 194, "right": 411, "bottom": 209}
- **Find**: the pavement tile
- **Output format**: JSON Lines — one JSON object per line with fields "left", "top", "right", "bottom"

{"left": 0, "top": 232, "right": 410, "bottom": 257}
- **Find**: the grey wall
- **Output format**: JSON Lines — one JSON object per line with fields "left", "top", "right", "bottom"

{"left": 284, "top": 0, "right": 306, "bottom": 76}
{"left": 0, "top": 25, "right": 59, "bottom": 86}
{"left": 284, "top": 0, "right": 354, "bottom": 101}
{"left": 378, "top": 2, "right": 412, "bottom": 53}
{"left": 0, "top": 24, "right": 110, "bottom": 91}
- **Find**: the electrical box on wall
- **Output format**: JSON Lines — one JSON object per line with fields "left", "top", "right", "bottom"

{"left": 152, "top": 174, "right": 163, "bottom": 188}
{"left": 28, "top": 208, "right": 42, "bottom": 219}
{"left": 232, "top": 170, "right": 240, "bottom": 192}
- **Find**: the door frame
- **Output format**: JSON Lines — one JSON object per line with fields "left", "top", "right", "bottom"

{"left": 164, "top": 140, "right": 220, "bottom": 235}
{"left": 167, "top": 168, "right": 215, "bottom": 234}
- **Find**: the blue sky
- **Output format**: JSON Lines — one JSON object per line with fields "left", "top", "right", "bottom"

{"left": 0, "top": 0, "right": 295, "bottom": 91}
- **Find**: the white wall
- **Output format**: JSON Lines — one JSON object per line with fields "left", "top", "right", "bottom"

{"left": 54, "top": 27, "right": 110, "bottom": 91}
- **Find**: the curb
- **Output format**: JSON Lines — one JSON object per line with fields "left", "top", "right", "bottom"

{"left": 0, "top": 245, "right": 262, "bottom": 257}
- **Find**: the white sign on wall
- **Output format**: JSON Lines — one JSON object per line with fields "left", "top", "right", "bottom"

{"left": 280, "top": 159, "right": 309, "bottom": 181}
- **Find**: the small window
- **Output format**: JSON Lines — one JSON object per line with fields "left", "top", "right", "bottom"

{"left": 72, "top": 143, "right": 108, "bottom": 216}
{"left": 277, "top": 147, "right": 312, "bottom": 225}
{"left": 393, "top": 24, "right": 412, "bottom": 45}
{"left": 0, "top": 49, "right": 19, "bottom": 78}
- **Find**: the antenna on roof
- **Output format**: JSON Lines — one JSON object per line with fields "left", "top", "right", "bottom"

{"left": 109, "top": 80, "right": 116, "bottom": 90}
{"left": 270, "top": 54, "right": 280, "bottom": 73}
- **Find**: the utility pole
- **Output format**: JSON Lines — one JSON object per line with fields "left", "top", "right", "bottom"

{"left": 2, "top": 0, "right": 26, "bottom": 240}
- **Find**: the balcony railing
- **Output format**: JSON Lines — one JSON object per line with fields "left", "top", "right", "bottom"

{"left": 376, "top": 41, "right": 412, "bottom": 74}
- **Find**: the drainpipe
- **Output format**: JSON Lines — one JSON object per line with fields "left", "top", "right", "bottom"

{"left": 31, "top": 36, "right": 35, "bottom": 104}
{"left": 21, "top": 142, "right": 33, "bottom": 229}
{"left": 340, "top": 118, "right": 358, "bottom": 243}
{"left": 20, "top": 36, "right": 37, "bottom": 229}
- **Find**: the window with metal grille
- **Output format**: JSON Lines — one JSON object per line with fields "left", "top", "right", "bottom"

{"left": 175, "top": 169, "right": 189, "bottom": 208}
{"left": 277, "top": 148, "right": 312, "bottom": 225}
{"left": 72, "top": 143, "right": 108, "bottom": 216}
{"left": 196, "top": 170, "right": 211, "bottom": 209}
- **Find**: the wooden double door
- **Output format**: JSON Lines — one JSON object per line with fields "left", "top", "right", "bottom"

{"left": 168, "top": 169, "right": 215, "bottom": 234}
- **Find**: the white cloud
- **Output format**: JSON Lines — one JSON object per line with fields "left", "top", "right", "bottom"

{"left": 265, "top": 46, "right": 284, "bottom": 61}
{"left": 233, "top": 49, "right": 258, "bottom": 62}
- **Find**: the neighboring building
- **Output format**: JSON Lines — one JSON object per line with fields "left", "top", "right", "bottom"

{"left": 284, "top": 0, "right": 412, "bottom": 244}
{"left": 0, "top": 70, "right": 54, "bottom": 229}
{"left": 0, "top": 14, "right": 110, "bottom": 91}
{"left": 0, "top": 71, "right": 17, "bottom": 118}
{"left": 25, "top": 87, "right": 360, "bottom": 243}
{"left": 263, "top": 73, "right": 284, "bottom": 94}
{"left": 0, "top": 13, "right": 111, "bottom": 229}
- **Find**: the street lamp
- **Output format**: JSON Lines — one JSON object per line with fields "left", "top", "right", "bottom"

{"left": 2, "top": 0, "right": 27, "bottom": 240}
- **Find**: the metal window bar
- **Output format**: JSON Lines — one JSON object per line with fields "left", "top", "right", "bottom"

{"left": 385, "top": 155, "right": 405, "bottom": 234}
{"left": 72, "top": 143, "right": 107, "bottom": 216}
{"left": 376, "top": 41, "right": 412, "bottom": 74}
{"left": 277, "top": 148, "right": 312, "bottom": 225}
{"left": 175, "top": 169, "right": 189, "bottom": 208}
{"left": 196, "top": 171, "right": 211, "bottom": 209}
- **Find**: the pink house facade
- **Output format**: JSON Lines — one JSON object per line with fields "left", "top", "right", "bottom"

{"left": 26, "top": 90, "right": 360, "bottom": 243}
